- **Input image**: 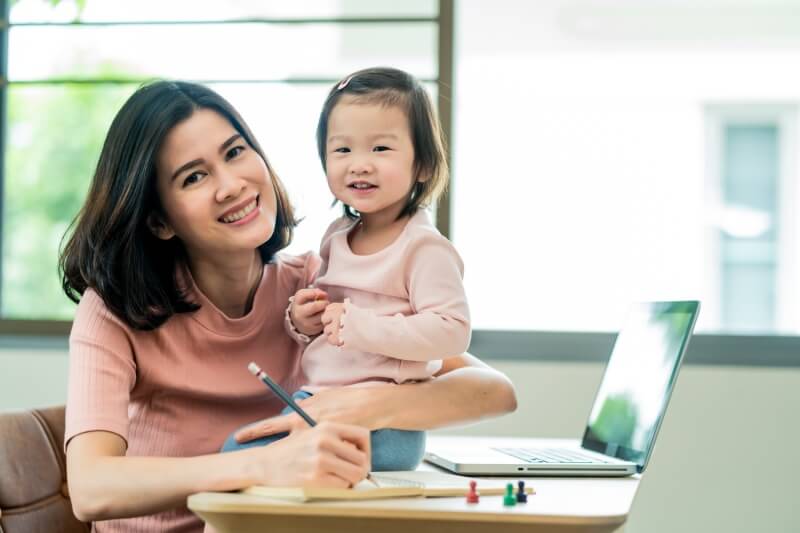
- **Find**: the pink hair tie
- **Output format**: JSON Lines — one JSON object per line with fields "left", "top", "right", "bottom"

{"left": 337, "top": 76, "right": 354, "bottom": 90}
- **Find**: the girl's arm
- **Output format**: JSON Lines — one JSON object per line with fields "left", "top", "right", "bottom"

{"left": 234, "top": 352, "right": 517, "bottom": 442}
{"left": 335, "top": 237, "right": 470, "bottom": 362}
{"left": 66, "top": 422, "right": 370, "bottom": 522}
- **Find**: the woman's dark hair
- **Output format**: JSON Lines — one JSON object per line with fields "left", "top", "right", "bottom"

{"left": 59, "top": 80, "right": 297, "bottom": 330}
{"left": 316, "top": 66, "right": 449, "bottom": 220}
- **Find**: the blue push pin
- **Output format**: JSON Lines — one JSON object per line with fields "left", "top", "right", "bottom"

{"left": 516, "top": 480, "right": 528, "bottom": 503}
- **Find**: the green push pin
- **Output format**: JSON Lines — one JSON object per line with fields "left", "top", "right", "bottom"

{"left": 503, "top": 482, "right": 516, "bottom": 506}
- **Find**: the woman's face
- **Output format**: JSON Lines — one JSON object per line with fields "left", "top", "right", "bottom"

{"left": 153, "top": 109, "right": 278, "bottom": 261}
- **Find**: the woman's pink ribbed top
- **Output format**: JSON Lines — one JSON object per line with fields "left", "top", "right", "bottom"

{"left": 65, "top": 252, "right": 319, "bottom": 533}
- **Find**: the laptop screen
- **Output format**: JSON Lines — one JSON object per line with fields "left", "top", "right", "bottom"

{"left": 581, "top": 301, "right": 699, "bottom": 473}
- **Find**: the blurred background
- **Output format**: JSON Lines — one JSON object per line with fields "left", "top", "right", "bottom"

{"left": 6, "top": 0, "right": 800, "bottom": 334}
{"left": 1, "top": 1, "right": 798, "bottom": 532}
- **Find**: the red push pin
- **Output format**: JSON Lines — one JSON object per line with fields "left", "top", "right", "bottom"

{"left": 466, "top": 480, "right": 480, "bottom": 503}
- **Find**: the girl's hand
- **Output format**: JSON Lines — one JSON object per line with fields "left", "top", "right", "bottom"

{"left": 234, "top": 386, "right": 386, "bottom": 443}
{"left": 290, "top": 288, "right": 329, "bottom": 336}
{"left": 249, "top": 421, "right": 371, "bottom": 488}
{"left": 321, "top": 302, "right": 346, "bottom": 346}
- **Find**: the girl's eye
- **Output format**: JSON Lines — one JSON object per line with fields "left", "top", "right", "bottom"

{"left": 182, "top": 172, "right": 204, "bottom": 187}
{"left": 373, "top": 145, "right": 390, "bottom": 152}
{"left": 226, "top": 145, "right": 245, "bottom": 160}
{"left": 333, "top": 147, "right": 350, "bottom": 153}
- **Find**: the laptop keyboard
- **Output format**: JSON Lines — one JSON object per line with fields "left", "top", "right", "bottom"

{"left": 493, "top": 447, "right": 606, "bottom": 464}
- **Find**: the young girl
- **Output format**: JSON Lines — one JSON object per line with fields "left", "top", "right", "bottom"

{"left": 223, "top": 67, "right": 471, "bottom": 471}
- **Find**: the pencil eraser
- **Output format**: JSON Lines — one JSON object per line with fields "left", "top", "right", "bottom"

{"left": 248, "top": 362, "right": 261, "bottom": 375}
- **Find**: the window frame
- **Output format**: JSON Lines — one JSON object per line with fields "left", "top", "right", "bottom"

{"left": 705, "top": 104, "right": 798, "bottom": 333}
{"left": 0, "top": 0, "right": 448, "bottom": 329}
{"left": 2, "top": 0, "right": 800, "bottom": 368}
{"left": 1, "top": 0, "right": 8, "bottom": 323}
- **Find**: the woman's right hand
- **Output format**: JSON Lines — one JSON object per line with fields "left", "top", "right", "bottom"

{"left": 65, "top": 422, "right": 370, "bottom": 522}
{"left": 250, "top": 421, "right": 371, "bottom": 488}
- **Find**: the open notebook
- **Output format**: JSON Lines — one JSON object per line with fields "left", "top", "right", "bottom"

{"left": 241, "top": 470, "right": 535, "bottom": 502}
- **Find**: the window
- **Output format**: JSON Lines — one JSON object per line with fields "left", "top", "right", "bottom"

{"left": 452, "top": 0, "right": 800, "bottom": 336}
{"left": 719, "top": 124, "right": 780, "bottom": 331}
{"left": 705, "top": 105, "right": 797, "bottom": 333}
{"left": 5, "top": 0, "right": 800, "bottom": 365}
{"left": 1, "top": 0, "right": 443, "bottom": 321}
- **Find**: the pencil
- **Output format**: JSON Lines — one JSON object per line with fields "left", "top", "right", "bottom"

{"left": 248, "top": 362, "right": 316, "bottom": 427}
{"left": 247, "top": 362, "right": 379, "bottom": 487}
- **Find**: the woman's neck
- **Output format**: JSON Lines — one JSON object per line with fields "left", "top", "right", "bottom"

{"left": 187, "top": 250, "right": 263, "bottom": 319}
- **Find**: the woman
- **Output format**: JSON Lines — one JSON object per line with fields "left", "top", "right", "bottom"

{"left": 60, "top": 80, "right": 516, "bottom": 532}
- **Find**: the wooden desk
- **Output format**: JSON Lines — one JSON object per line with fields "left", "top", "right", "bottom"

{"left": 188, "top": 436, "right": 640, "bottom": 533}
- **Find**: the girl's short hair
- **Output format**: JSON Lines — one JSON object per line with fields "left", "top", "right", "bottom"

{"left": 60, "top": 80, "right": 297, "bottom": 330}
{"left": 316, "top": 67, "right": 449, "bottom": 219}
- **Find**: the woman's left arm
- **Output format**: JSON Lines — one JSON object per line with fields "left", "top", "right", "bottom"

{"left": 234, "top": 353, "right": 517, "bottom": 442}
{"left": 367, "top": 352, "right": 518, "bottom": 430}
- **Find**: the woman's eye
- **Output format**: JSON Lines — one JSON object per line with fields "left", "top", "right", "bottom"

{"left": 373, "top": 145, "right": 390, "bottom": 152}
{"left": 333, "top": 147, "right": 350, "bottom": 153}
{"left": 182, "top": 172, "right": 204, "bottom": 187}
{"left": 226, "top": 145, "right": 245, "bottom": 160}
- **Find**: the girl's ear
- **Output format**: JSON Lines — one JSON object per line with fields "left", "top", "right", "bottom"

{"left": 147, "top": 212, "right": 176, "bottom": 240}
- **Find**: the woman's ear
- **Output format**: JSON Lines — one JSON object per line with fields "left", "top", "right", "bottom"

{"left": 146, "top": 212, "right": 176, "bottom": 240}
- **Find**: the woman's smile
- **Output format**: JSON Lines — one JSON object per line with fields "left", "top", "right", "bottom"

{"left": 219, "top": 195, "right": 260, "bottom": 225}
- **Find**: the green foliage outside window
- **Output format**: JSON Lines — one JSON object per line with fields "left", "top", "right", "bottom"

{"left": 3, "top": 83, "right": 134, "bottom": 318}
{"left": 3, "top": 0, "right": 118, "bottom": 318}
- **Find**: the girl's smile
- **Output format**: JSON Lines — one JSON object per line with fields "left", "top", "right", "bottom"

{"left": 347, "top": 180, "right": 378, "bottom": 196}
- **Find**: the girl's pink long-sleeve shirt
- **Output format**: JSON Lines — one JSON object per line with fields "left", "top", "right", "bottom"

{"left": 295, "top": 210, "right": 471, "bottom": 389}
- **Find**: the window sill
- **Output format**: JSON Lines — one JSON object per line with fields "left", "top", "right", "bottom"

{"left": 1, "top": 323, "right": 799, "bottom": 366}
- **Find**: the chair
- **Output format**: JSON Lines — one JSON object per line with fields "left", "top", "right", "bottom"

{"left": 0, "top": 406, "right": 90, "bottom": 532}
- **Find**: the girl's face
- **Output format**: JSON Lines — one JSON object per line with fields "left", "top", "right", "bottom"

{"left": 325, "top": 97, "right": 418, "bottom": 220}
{"left": 153, "top": 109, "right": 277, "bottom": 261}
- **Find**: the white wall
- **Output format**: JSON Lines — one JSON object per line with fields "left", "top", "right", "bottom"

{"left": 1, "top": 349, "right": 797, "bottom": 532}
{"left": 0, "top": 347, "right": 70, "bottom": 409}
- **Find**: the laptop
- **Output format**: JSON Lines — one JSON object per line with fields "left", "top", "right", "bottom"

{"left": 425, "top": 300, "right": 700, "bottom": 477}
